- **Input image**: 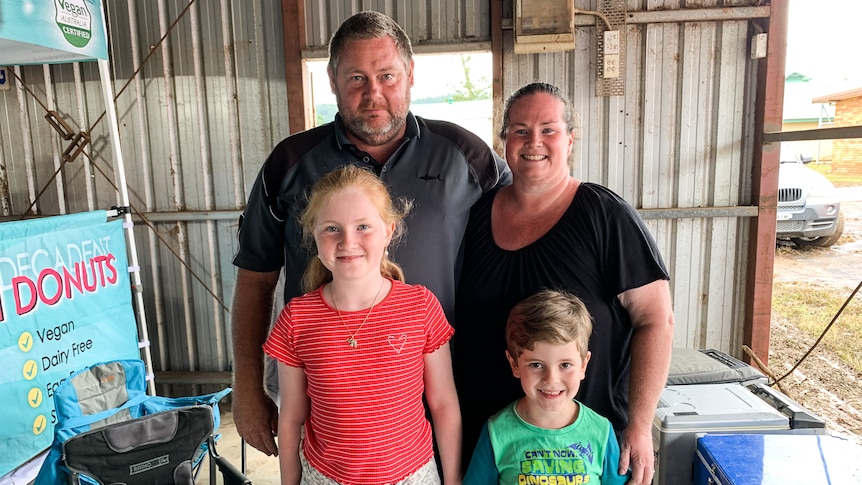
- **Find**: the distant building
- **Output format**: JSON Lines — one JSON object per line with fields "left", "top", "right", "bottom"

{"left": 812, "top": 87, "right": 862, "bottom": 176}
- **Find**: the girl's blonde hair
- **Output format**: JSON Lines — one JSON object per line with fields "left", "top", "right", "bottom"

{"left": 299, "top": 165, "right": 411, "bottom": 293}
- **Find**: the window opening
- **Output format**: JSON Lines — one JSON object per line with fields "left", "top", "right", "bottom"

{"left": 306, "top": 52, "right": 493, "bottom": 147}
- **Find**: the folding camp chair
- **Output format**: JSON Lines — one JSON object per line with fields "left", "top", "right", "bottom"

{"left": 61, "top": 404, "right": 250, "bottom": 484}
{"left": 207, "top": 435, "right": 253, "bottom": 485}
{"left": 34, "top": 359, "right": 250, "bottom": 485}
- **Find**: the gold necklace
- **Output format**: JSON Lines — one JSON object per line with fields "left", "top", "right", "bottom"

{"left": 329, "top": 279, "right": 385, "bottom": 348}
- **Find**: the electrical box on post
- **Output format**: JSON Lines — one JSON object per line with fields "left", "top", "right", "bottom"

{"left": 514, "top": 0, "right": 575, "bottom": 54}
{"left": 751, "top": 33, "right": 768, "bottom": 59}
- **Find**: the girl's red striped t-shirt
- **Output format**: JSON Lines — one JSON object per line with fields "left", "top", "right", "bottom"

{"left": 263, "top": 279, "right": 453, "bottom": 485}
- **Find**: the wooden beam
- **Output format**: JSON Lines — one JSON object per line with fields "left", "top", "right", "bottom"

{"left": 491, "top": 0, "right": 504, "bottom": 156}
{"left": 154, "top": 371, "right": 233, "bottom": 385}
{"left": 622, "top": 6, "right": 770, "bottom": 24}
{"left": 282, "top": 0, "right": 307, "bottom": 134}
{"left": 745, "top": 0, "right": 788, "bottom": 367}
{"left": 764, "top": 125, "right": 862, "bottom": 143}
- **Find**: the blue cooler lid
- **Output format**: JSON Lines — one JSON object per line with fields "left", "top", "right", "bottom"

{"left": 696, "top": 434, "right": 862, "bottom": 484}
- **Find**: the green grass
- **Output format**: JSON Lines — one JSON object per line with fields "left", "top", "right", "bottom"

{"left": 807, "top": 162, "right": 862, "bottom": 187}
{"left": 772, "top": 281, "right": 862, "bottom": 373}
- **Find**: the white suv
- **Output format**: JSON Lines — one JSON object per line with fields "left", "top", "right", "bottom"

{"left": 776, "top": 146, "right": 843, "bottom": 247}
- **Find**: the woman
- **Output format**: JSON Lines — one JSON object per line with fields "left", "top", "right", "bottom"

{"left": 454, "top": 83, "right": 674, "bottom": 485}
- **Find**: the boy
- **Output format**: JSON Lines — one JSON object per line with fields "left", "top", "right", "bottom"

{"left": 464, "top": 289, "right": 630, "bottom": 485}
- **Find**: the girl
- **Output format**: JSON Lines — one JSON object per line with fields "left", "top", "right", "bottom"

{"left": 263, "top": 165, "right": 462, "bottom": 485}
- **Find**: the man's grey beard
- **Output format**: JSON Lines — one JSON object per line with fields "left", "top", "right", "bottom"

{"left": 349, "top": 114, "right": 407, "bottom": 147}
{"left": 335, "top": 89, "right": 411, "bottom": 147}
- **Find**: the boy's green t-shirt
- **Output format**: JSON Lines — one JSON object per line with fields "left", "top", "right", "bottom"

{"left": 466, "top": 400, "right": 629, "bottom": 485}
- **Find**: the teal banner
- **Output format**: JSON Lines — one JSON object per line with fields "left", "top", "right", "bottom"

{"left": 0, "top": 211, "right": 140, "bottom": 477}
{"left": 0, "top": 0, "right": 108, "bottom": 65}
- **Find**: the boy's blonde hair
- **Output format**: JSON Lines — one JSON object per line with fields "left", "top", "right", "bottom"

{"left": 506, "top": 289, "right": 593, "bottom": 360}
{"left": 299, "top": 165, "right": 411, "bottom": 293}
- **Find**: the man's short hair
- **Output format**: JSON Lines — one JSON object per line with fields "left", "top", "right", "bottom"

{"left": 328, "top": 11, "right": 414, "bottom": 73}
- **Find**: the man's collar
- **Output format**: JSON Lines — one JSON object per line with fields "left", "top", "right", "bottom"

{"left": 333, "top": 111, "right": 420, "bottom": 150}
{"left": 405, "top": 111, "right": 420, "bottom": 139}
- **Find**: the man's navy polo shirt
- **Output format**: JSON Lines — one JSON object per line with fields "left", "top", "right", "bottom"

{"left": 233, "top": 112, "right": 511, "bottom": 319}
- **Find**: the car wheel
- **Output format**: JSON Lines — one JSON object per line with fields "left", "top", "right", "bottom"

{"left": 792, "top": 212, "right": 845, "bottom": 248}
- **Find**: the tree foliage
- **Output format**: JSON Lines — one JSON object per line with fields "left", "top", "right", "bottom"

{"left": 449, "top": 53, "right": 490, "bottom": 101}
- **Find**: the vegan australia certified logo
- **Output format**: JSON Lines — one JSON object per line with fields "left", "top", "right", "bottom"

{"left": 55, "top": 0, "right": 93, "bottom": 48}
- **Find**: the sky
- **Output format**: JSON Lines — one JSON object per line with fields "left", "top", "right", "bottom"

{"left": 785, "top": 0, "right": 862, "bottom": 89}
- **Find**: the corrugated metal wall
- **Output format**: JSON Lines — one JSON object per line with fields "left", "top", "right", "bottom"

{"left": 303, "top": 0, "right": 492, "bottom": 52}
{"left": 0, "top": 0, "right": 768, "bottom": 389}
{"left": 498, "top": 0, "right": 763, "bottom": 353}
{"left": 0, "top": 0, "right": 288, "bottom": 394}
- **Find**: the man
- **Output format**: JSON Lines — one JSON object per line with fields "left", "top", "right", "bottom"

{"left": 231, "top": 10, "right": 510, "bottom": 456}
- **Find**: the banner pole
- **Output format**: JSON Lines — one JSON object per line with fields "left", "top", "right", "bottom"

{"left": 98, "top": 58, "right": 156, "bottom": 396}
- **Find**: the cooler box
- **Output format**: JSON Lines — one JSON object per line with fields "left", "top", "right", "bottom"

{"left": 694, "top": 434, "right": 862, "bottom": 484}
{"left": 653, "top": 384, "right": 789, "bottom": 485}
{"left": 668, "top": 348, "right": 767, "bottom": 386}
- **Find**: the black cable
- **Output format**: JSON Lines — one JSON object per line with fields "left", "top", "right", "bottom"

{"left": 773, "top": 278, "right": 862, "bottom": 385}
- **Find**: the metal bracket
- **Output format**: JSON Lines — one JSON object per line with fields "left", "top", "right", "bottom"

{"left": 45, "top": 110, "right": 75, "bottom": 140}
{"left": 62, "top": 131, "right": 90, "bottom": 162}
{"left": 596, "top": 0, "right": 626, "bottom": 97}
{"left": 111, "top": 205, "right": 132, "bottom": 215}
